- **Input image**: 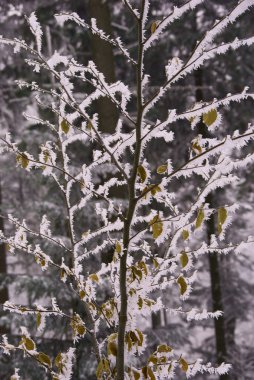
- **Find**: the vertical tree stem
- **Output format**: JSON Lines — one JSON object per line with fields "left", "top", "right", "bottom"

{"left": 0, "top": 179, "right": 9, "bottom": 334}
{"left": 195, "top": 67, "right": 228, "bottom": 380}
{"left": 116, "top": 3, "right": 145, "bottom": 379}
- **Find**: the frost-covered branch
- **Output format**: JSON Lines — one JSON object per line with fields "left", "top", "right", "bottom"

{"left": 144, "top": 0, "right": 204, "bottom": 50}
{"left": 1, "top": 2, "right": 254, "bottom": 379}
{"left": 54, "top": 12, "right": 136, "bottom": 65}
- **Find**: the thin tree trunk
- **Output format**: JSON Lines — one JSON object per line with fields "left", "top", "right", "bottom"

{"left": 0, "top": 179, "right": 9, "bottom": 334}
{"left": 223, "top": 256, "right": 237, "bottom": 380}
{"left": 88, "top": 0, "right": 118, "bottom": 134}
{"left": 207, "top": 197, "right": 228, "bottom": 380}
{"left": 116, "top": 3, "right": 145, "bottom": 378}
{"left": 195, "top": 69, "right": 229, "bottom": 380}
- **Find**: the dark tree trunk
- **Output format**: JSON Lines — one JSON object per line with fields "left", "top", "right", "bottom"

{"left": 207, "top": 198, "right": 228, "bottom": 379}
{"left": 151, "top": 311, "right": 162, "bottom": 329}
{"left": 87, "top": 0, "right": 127, "bottom": 200}
{"left": 195, "top": 69, "right": 229, "bottom": 380}
{"left": 88, "top": 0, "right": 118, "bottom": 134}
{"left": 0, "top": 180, "right": 9, "bottom": 334}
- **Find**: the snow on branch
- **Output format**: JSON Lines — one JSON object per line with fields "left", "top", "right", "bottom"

{"left": 1, "top": 2, "right": 254, "bottom": 379}
{"left": 190, "top": 0, "right": 254, "bottom": 63}
{"left": 55, "top": 12, "right": 136, "bottom": 64}
{"left": 142, "top": 0, "right": 151, "bottom": 37}
{"left": 144, "top": 0, "right": 204, "bottom": 50}
{"left": 122, "top": 0, "right": 140, "bottom": 19}
{"left": 144, "top": 38, "right": 254, "bottom": 117}
{"left": 27, "top": 12, "right": 43, "bottom": 54}
{"left": 167, "top": 36, "right": 254, "bottom": 86}
{"left": 177, "top": 90, "right": 254, "bottom": 122}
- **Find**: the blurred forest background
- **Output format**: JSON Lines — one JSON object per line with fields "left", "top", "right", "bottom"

{"left": 0, "top": 0, "right": 253, "bottom": 379}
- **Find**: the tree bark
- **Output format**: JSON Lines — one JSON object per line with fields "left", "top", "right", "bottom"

{"left": 87, "top": 0, "right": 127, "bottom": 201}
{"left": 195, "top": 69, "right": 229, "bottom": 380}
{"left": 0, "top": 179, "right": 10, "bottom": 334}
{"left": 207, "top": 198, "right": 228, "bottom": 380}
{"left": 88, "top": 0, "right": 118, "bottom": 134}
{"left": 151, "top": 311, "right": 162, "bottom": 329}
{"left": 116, "top": 3, "right": 145, "bottom": 378}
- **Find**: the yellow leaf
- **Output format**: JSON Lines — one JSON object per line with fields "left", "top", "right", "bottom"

{"left": 37, "top": 352, "right": 51, "bottom": 367}
{"left": 142, "top": 184, "right": 161, "bottom": 198}
{"left": 143, "top": 298, "right": 156, "bottom": 307}
{"left": 179, "top": 357, "right": 189, "bottom": 372}
{"left": 151, "top": 185, "right": 161, "bottom": 196}
{"left": 192, "top": 141, "right": 202, "bottom": 155}
{"left": 17, "top": 154, "right": 29, "bottom": 169}
{"left": 126, "top": 333, "right": 133, "bottom": 352}
{"left": 22, "top": 337, "right": 35, "bottom": 351}
{"left": 79, "top": 290, "right": 86, "bottom": 299}
{"left": 108, "top": 341, "right": 117, "bottom": 357}
{"left": 136, "top": 329, "right": 144, "bottom": 346}
{"left": 177, "top": 276, "right": 187, "bottom": 296}
{"left": 153, "top": 221, "right": 163, "bottom": 239}
{"left": 115, "top": 241, "right": 122, "bottom": 254}
{"left": 151, "top": 21, "right": 157, "bottom": 34}
{"left": 180, "top": 251, "right": 189, "bottom": 268}
{"left": 137, "top": 165, "right": 147, "bottom": 183}
{"left": 40, "top": 258, "right": 46, "bottom": 268}
{"left": 142, "top": 366, "right": 148, "bottom": 379}
{"left": 133, "top": 369, "right": 141, "bottom": 380}
{"left": 132, "top": 266, "right": 143, "bottom": 282}
{"left": 43, "top": 150, "right": 50, "bottom": 163}
{"left": 148, "top": 355, "right": 158, "bottom": 365}
{"left": 149, "top": 215, "right": 163, "bottom": 239}
{"left": 147, "top": 367, "right": 156, "bottom": 380}
{"left": 218, "top": 207, "right": 227, "bottom": 225}
{"left": 157, "top": 344, "right": 172, "bottom": 353}
{"left": 157, "top": 164, "right": 167, "bottom": 174}
{"left": 36, "top": 312, "right": 41, "bottom": 329}
{"left": 137, "top": 296, "right": 143, "bottom": 310}
{"left": 218, "top": 207, "right": 227, "bottom": 235}
{"left": 96, "top": 360, "right": 104, "bottom": 380}
{"left": 60, "top": 268, "right": 66, "bottom": 280}
{"left": 89, "top": 273, "right": 99, "bottom": 282}
{"left": 182, "top": 229, "right": 189, "bottom": 241}
{"left": 70, "top": 313, "right": 86, "bottom": 338}
{"left": 77, "top": 324, "right": 86, "bottom": 336}
{"left": 80, "top": 180, "right": 85, "bottom": 190}
{"left": 203, "top": 109, "right": 217, "bottom": 127}
{"left": 61, "top": 119, "right": 70, "bottom": 134}
{"left": 55, "top": 353, "right": 63, "bottom": 370}
{"left": 87, "top": 120, "right": 93, "bottom": 131}
{"left": 137, "top": 261, "right": 148, "bottom": 276}
{"left": 195, "top": 207, "right": 204, "bottom": 229}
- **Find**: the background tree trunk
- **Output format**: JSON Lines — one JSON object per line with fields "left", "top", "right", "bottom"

{"left": 0, "top": 180, "right": 9, "bottom": 334}
{"left": 86, "top": 0, "right": 127, "bottom": 202}
{"left": 88, "top": 0, "right": 118, "bottom": 134}
{"left": 195, "top": 69, "right": 229, "bottom": 380}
